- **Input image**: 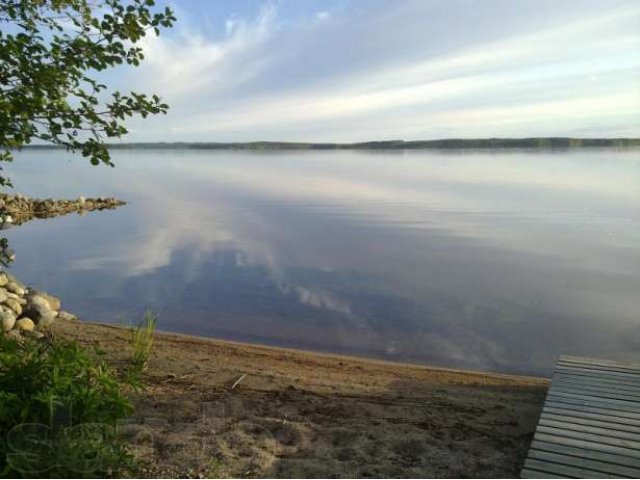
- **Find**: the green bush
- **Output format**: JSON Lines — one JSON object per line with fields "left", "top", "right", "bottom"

{"left": 0, "top": 333, "right": 134, "bottom": 478}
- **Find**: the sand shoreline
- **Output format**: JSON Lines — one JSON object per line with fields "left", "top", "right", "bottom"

{"left": 50, "top": 319, "right": 549, "bottom": 477}
{"left": 93, "top": 321, "right": 548, "bottom": 385}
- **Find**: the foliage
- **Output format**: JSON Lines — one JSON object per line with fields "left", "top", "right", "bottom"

{"left": 0, "top": 0, "right": 176, "bottom": 265}
{"left": 0, "top": 333, "right": 135, "bottom": 477}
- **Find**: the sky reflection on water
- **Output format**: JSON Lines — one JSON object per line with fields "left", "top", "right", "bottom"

{"left": 5, "top": 148, "right": 640, "bottom": 375}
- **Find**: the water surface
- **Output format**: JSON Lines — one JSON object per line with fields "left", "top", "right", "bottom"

{"left": 6, "top": 148, "right": 640, "bottom": 375}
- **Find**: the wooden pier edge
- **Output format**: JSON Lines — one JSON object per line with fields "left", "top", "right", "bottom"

{"left": 522, "top": 355, "right": 640, "bottom": 479}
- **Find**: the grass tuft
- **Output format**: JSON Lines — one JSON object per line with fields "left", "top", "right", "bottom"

{"left": 127, "top": 310, "right": 156, "bottom": 378}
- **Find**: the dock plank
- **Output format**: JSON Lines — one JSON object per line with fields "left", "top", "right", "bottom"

{"left": 544, "top": 399, "right": 640, "bottom": 420}
{"left": 522, "top": 356, "right": 640, "bottom": 478}
{"left": 532, "top": 432, "right": 640, "bottom": 460}
{"left": 542, "top": 412, "right": 640, "bottom": 434}
{"left": 550, "top": 377, "right": 640, "bottom": 394}
{"left": 542, "top": 406, "right": 640, "bottom": 427}
{"left": 525, "top": 454, "right": 636, "bottom": 478}
{"left": 554, "top": 365, "right": 640, "bottom": 382}
{"left": 523, "top": 458, "right": 623, "bottom": 478}
{"left": 529, "top": 441, "right": 640, "bottom": 469}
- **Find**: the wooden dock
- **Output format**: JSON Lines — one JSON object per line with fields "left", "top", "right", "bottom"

{"left": 522, "top": 355, "right": 640, "bottom": 479}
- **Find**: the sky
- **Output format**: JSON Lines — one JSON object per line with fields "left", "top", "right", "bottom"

{"left": 111, "top": 0, "right": 640, "bottom": 142}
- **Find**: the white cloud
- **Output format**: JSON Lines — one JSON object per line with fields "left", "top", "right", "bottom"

{"left": 117, "top": 0, "right": 640, "bottom": 141}
{"left": 129, "top": 2, "right": 276, "bottom": 97}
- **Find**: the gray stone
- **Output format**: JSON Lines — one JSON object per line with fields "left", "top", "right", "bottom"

{"left": 5, "top": 282, "right": 25, "bottom": 296}
{"left": 15, "top": 318, "right": 34, "bottom": 331}
{"left": 23, "top": 299, "right": 54, "bottom": 326}
{"left": 4, "top": 298, "right": 22, "bottom": 316}
{"left": 28, "top": 295, "right": 51, "bottom": 311}
{"left": 29, "top": 292, "right": 61, "bottom": 311}
{"left": 24, "top": 330, "right": 45, "bottom": 339}
{"left": 4, "top": 273, "right": 25, "bottom": 290}
{"left": 57, "top": 310, "right": 77, "bottom": 322}
{"left": 36, "top": 313, "right": 55, "bottom": 328}
{"left": 0, "top": 309, "right": 16, "bottom": 331}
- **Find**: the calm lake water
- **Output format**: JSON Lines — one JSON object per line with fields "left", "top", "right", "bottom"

{"left": 6, "top": 148, "right": 640, "bottom": 375}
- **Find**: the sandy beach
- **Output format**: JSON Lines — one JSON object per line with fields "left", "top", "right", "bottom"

{"left": 51, "top": 319, "right": 548, "bottom": 478}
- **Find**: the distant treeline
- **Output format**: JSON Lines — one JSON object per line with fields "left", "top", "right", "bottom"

{"left": 22, "top": 138, "right": 640, "bottom": 151}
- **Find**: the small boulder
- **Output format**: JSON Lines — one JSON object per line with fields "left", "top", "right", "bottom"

{"left": 4, "top": 298, "right": 22, "bottom": 316}
{"left": 15, "top": 318, "right": 35, "bottom": 331}
{"left": 0, "top": 288, "right": 8, "bottom": 303}
{"left": 23, "top": 298, "right": 54, "bottom": 326}
{"left": 5, "top": 282, "right": 25, "bottom": 296}
{"left": 29, "top": 292, "right": 61, "bottom": 311}
{"left": 57, "top": 310, "right": 77, "bottom": 322}
{"left": 23, "top": 330, "right": 45, "bottom": 339}
{"left": 4, "top": 273, "right": 25, "bottom": 290}
{"left": 0, "top": 309, "right": 16, "bottom": 331}
{"left": 0, "top": 273, "right": 7, "bottom": 287}
{"left": 36, "top": 313, "right": 55, "bottom": 328}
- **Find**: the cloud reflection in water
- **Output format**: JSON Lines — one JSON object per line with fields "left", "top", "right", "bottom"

{"left": 6, "top": 148, "right": 640, "bottom": 375}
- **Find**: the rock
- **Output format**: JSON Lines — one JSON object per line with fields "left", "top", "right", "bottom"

{"left": 5, "top": 292, "right": 19, "bottom": 300}
{"left": 23, "top": 330, "right": 45, "bottom": 339}
{"left": 35, "top": 313, "right": 55, "bottom": 328}
{"left": 5, "top": 273, "right": 25, "bottom": 289}
{"left": 0, "top": 309, "right": 16, "bottom": 331}
{"left": 23, "top": 297, "right": 55, "bottom": 326}
{"left": 0, "top": 273, "right": 7, "bottom": 287}
{"left": 29, "top": 292, "right": 61, "bottom": 311}
{"left": 4, "top": 298, "right": 22, "bottom": 316}
{"left": 28, "top": 295, "right": 51, "bottom": 310}
{"left": 0, "top": 288, "right": 8, "bottom": 303}
{"left": 5, "top": 282, "right": 25, "bottom": 296}
{"left": 78, "top": 195, "right": 85, "bottom": 205}
{"left": 22, "top": 330, "right": 44, "bottom": 340}
{"left": 15, "top": 318, "right": 35, "bottom": 331}
{"left": 57, "top": 310, "right": 77, "bottom": 322}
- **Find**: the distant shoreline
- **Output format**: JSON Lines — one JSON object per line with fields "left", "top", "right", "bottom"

{"left": 20, "top": 137, "right": 640, "bottom": 151}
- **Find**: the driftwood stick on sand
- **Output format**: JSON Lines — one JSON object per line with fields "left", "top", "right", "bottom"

{"left": 231, "top": 373, "right": 247, "bottom": 389}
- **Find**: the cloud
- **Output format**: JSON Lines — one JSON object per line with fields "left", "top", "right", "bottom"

{"left": 115, "top": 0, "right": 640, "bottom": 140}
{"left": 128, "top": 2, "right": 277, "bottom": 97}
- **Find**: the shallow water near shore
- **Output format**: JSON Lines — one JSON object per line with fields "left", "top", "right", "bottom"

{"left": 5, "top": 148, "right": 640, "bottom": 375}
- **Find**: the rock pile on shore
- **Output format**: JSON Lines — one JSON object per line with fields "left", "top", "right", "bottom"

{"left": 0, "top": 193, "right": 126, "bottom": 226}
{"left": 0, "top": 271, "right": 76, "bottom": 339}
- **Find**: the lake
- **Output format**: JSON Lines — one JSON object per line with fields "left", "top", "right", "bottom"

{"left": 5, "top": 148, "right": 639, "bottom": 375}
